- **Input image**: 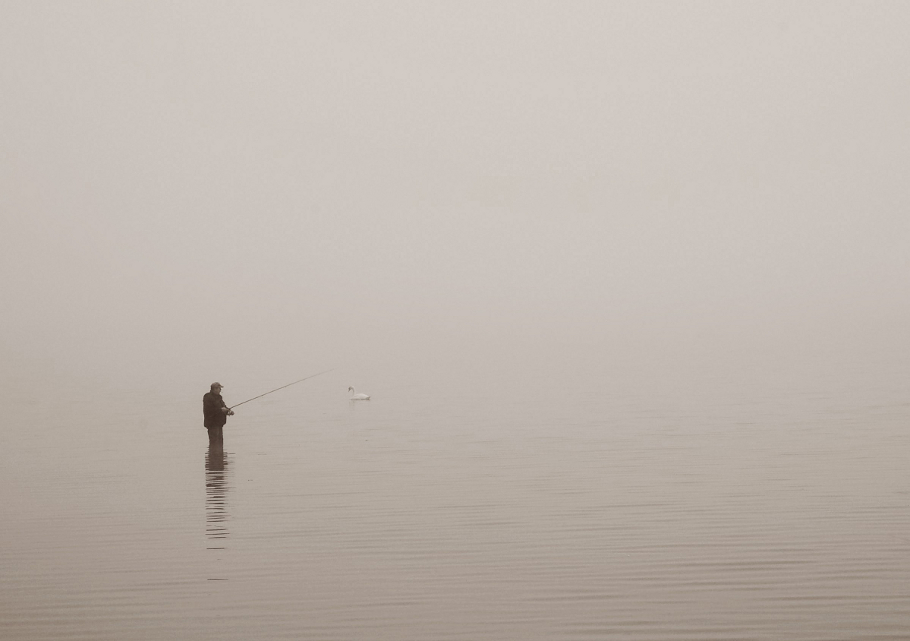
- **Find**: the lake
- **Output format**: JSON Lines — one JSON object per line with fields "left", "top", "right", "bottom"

{"left": 2, "top": 344, "right": 908, "bottom": 640}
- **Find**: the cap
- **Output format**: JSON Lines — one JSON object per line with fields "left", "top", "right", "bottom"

{"left": 211, "top": 382, "right": 223, "bottom": 390}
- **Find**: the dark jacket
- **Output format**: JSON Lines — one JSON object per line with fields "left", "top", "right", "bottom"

{"left": 203, "top": 392, "right": 228, "bottom": 428}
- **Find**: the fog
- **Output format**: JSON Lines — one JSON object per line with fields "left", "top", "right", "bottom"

{"left": 2, "top": 1, "right": 908, "bottom": 394}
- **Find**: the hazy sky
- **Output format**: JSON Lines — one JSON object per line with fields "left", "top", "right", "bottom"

{"left": 2, "top": 1, "right": 908, "bottom": 387}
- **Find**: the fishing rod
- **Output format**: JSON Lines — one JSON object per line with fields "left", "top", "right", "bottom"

{"left": 228, "top": 369, "right": 333, "bottom": 410}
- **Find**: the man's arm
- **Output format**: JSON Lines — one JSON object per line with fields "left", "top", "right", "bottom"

{"left": 219, "top": 398, "right": 234, "bottom": 416}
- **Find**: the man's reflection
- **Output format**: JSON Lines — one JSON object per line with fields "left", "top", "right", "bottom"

{"left": 205, "top": 436, "right": 230, "bottom": 540}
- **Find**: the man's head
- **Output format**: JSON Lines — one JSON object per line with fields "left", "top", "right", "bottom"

{"left": 211, "top": 382, "right": 223, "bottom": 393}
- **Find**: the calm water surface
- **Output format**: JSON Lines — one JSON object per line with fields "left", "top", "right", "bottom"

{"left": 2, "top": 350, "right": 908, "bottom": 640}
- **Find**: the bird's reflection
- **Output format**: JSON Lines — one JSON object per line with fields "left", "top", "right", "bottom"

{"left": 205, "top": 436, "right": 231, "bottom": 540}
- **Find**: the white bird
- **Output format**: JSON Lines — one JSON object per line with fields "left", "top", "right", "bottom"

{"left": 348, "top": 386, "right": 371, "bottom": 400}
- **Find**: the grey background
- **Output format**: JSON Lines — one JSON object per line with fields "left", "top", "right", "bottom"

{"left": 2, "top": 1, "right": 908, "bottom": 392}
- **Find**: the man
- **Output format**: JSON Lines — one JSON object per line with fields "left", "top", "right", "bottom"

{"left": 203, "top": 382, "right": 234, "bottom": 440}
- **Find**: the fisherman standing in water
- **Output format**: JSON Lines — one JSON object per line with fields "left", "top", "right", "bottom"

{"left": 203, "top": 382, "right": 233, "bottom": 440}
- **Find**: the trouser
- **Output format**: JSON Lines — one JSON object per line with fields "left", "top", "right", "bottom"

{"left": 207, "top": 426, "right": 223, "bottom": 440}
